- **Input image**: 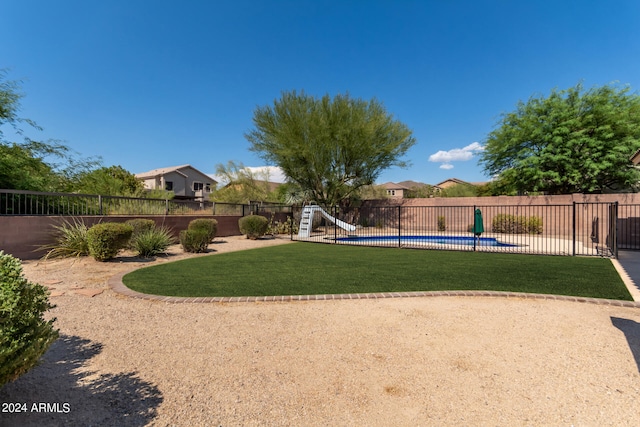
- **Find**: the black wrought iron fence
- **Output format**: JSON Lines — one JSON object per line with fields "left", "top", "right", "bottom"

{"left": 0, "top": 189, "right": 291, "bottom": 217}
{"left": 291, "top": 202, "right": 621, "bottom": 257}
{"left": 617, "top": 204, "right": 640, "bottom": 250}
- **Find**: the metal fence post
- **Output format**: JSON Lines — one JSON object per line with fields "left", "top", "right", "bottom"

{"left": 612, "top": 202, "right": 619, "bottom": 259}
{"left": 334, "top": 205, "right": 338, "bottom": 243}
{"left": 572, "top": 202, "right": 576, "bottom": 256}
{"left": 98, "top": 195, "right": 103, "bottom": 216}
{"left": 473, "top": 205, "right": 477, "bottom": 252}
{"left": 398, "top": 205, "right": 401, "bottom": 248}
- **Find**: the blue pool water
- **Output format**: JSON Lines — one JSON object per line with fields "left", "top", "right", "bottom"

{"left": 336, "top": 235, "right": 518, "bottom": 247}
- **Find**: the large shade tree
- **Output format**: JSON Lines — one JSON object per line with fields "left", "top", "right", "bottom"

{"left": 246, "top": 91, "right": 416, "bottom": 206}
{"left": 480, "top": 83, "right": 640, "bottom": 194}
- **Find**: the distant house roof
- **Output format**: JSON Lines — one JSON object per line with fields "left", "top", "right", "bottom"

{"left": 381, "top": 182, "right": 411, "bottom": 190}
{"left": 631, "top": 148, "right": 640, "bottom": 165}
{"left": 397, "top": 180, "right": 431, "bottom": 189}
{"left": 434, "top": 178, "right": 470, "bottom": 188}
{"left": 135, "top": 164, "right": 216, "bottom": 183}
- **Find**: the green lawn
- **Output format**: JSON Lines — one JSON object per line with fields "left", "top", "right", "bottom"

{"left": 122, "top": 243, "right": 633, "bottom": 300}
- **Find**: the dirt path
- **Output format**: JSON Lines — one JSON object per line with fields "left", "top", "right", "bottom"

{"left": 1, "top": 236, "right": 639, "bottom": 426}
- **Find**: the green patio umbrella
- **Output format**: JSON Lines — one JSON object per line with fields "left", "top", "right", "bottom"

{"left": 473, "top": 208, "right": 484, "bottom": 236}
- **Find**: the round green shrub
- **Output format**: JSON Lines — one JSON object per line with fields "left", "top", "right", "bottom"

{"left": 239, "top": 215, "right": 269, "bottom": 239}
{"left": 179, "top": 229, "right": 209, "bottom": 253}
{"left": 87, "top": 222, "right": 134, "bottom": 261}
{"left": 188, "top": 218, "right": 218, "bottom": 242}
{"left": 0, "top": 251, "right": 58, "bottom": 387}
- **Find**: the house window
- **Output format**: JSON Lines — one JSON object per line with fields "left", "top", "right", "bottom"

{"left": 165, "top": 181, "right": 173, "bottom": 191}
{"left": 205, "top": 183, "right": 211, "bottom": 192}
{"left": 193, "top": 182, "right": 204, "bottom": 191}
{"left": 387, "top": 190, "right": 395, "bottom": 196}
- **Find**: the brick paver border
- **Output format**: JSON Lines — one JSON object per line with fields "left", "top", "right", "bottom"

{"left": 107, "top": 271, "right": 640, "bottom": 308}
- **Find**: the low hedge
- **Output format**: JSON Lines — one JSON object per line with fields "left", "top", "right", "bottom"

{"left": 492, "top": 214, "right": 543, "bottom": 234}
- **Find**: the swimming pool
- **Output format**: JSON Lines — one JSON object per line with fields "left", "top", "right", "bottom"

{"left": 336, "top": 235, "right": 518, "bottom": 247}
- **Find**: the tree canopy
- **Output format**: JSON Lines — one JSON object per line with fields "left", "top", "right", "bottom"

{"left": 246, "top": 91, "right": 416, "bottom": 206}
{"left": 74, "top": 165, "right": 144, "bottom": 196}
{"left": 479, "top": 83, "right": 640, "bottom": 194}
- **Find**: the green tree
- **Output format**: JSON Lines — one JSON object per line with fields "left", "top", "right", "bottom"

{"left": 74, "top": 165, "right": 144, "bottom": 196}
{"left": 439, "top": 183, "right": 479, "bottom": 197}
{"left": 480, "top": 83, "right": 640, "bottom": 194}
{"left": 246, "top": 91, "right": 416, "bottom": 207}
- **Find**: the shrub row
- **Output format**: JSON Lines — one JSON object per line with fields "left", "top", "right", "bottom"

{"left": 492, "top": 214, "right": 543, "bottom": 234}
{"left": 44, "top": 219, "right": 176, "bottom": 261}
{"left": 44, "top": 215, "right": 275, "bottom": 259}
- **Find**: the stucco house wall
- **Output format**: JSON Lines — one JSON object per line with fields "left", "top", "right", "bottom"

{"left": 136, "top": 165, "right": 215, "bottom": 201}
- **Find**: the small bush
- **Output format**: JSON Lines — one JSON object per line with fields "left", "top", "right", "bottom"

{"left": 41, "top": 218, "right": 90, "bottom": 259}
{"left": 188, "top": 218, "right": 218, "bottom": 242}
{"left": 437, "top": 216, "right": 446, "bottom": 232}
{"left": 179, "top": 229, "right": 209, "bottom": 253}
{"left": 239, "top": 215, "right": 269, "bottom": 239}
{"left": 87, "top": 222, "right": 134, "bottom": 261}
{"left": 131, "top": 226, "right": 176, "bottom": 257}
{"left": 0, "top": 251, "right": 58, "bottom": 387}
{"left": 125, "top": 219, "right": 156, "bottom": 248}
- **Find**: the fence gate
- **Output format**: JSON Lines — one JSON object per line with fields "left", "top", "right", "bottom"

{"left": 573, "top": 202, "right": 618, "bottom": 257}
{"left": 617, "top": 204, "right": 640, "bottom": 251}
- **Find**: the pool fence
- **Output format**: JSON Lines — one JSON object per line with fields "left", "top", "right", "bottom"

{"left": 291, "top": 195, "right": 640, "bottom": 257}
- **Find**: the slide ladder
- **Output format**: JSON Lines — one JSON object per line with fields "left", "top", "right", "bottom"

{"left": 298, "top": 204, "right": 356, "bottom": 238}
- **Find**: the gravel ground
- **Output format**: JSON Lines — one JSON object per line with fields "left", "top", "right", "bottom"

{"left": 1, "top": 235, "right": 640, "bottom": 426}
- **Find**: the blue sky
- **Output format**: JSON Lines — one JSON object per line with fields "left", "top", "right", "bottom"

{"left": 2, "top": 0, "right": 639, "bottom": 186}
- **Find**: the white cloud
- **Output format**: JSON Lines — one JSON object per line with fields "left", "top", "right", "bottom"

{"left": 428, "top": 142, "right": 484, "bottom": 168}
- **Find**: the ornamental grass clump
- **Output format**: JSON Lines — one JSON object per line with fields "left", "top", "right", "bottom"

{"left": 179, "top": 229, "right": 210, "bottom": 253}
{"left": 130, "top": 226, "right": 176, "bottom": 258}
{"left": 187, "top": 218, "right": 218, "bottom": 242}
{"left": 87, "top": 222, "right": 133, "bottom": 261}
{"left": 125, "top": 219, "right": 156, "bottom": 248}
{"left": 238, "top": 215, "right": 269, "bottom": 239}
{"left": 40, "top": 218, "right": 90, "bottom": 259}
{"left": 0, "top": 251, "right": 58, "bottom": 387}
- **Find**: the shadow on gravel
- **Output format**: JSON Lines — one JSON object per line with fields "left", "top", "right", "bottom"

{"left": 611, "top": 317, "right": 640, "bottom": 373}
{"left": 0, "top": 335, "right": 163, "bottom": 426}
